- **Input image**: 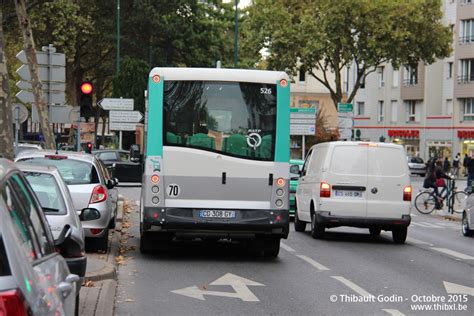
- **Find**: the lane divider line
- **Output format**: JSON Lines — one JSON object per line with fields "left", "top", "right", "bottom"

{"left": 280, "top": 242, "right": 296, "bottom": 252}
{"left": 296, "top": 255, "right": 330, "bottom": 271}
{"left": 382, "top": 309, "right": 405, "bottom": 316}
{"left": 331, "top": 276, "right": 373, "bottom": 297}
{"left": 431, "top": 248, "right": 474, "bottom": 260}
{"left": 406, "top": 237, "right": 433, "bottom": 246}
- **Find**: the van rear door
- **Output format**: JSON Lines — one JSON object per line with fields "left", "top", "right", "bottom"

{"left": 366, "top": 145, "right": 410, "bottom": 219}
{"left": 327, "top": 144, "right": 368, "bottom": 217}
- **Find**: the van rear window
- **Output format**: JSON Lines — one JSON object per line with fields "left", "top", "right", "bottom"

{"left": 330, "top": 146, "right": 368, "bottom": 175}
{"left": 369, "top": 147, "right": 406, "bottom": 176}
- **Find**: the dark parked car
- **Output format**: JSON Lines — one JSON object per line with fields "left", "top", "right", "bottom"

{"left": 93, "top": 149, "right": 142, "bottom": 183}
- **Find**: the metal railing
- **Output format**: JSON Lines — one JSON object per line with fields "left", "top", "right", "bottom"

{"left": 457, "top": 75, "right": 474, "bottom": 84}
{"left": 403, "top": 79, "right": 418, "bottom": 86}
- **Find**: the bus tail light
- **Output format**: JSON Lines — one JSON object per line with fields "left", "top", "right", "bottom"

{"left": 279, "top": 79, "right": 288, "bottom": 87}
{"left": 151, "top": 174, "right": 160, "bottom": 184}
{"left": 276, "top": 178, "right": 285, "bottom": 187}
{"left": 0, "top": 289, "right": 28, "bottom": 316}
{"left": 320, "top": 182, "right": 331, "bottom": 198}
{"left": 403, "top": 186, "right": 412, "bottom": 201}
{"left": 90, "top": 228, "right": 104, "bottom": 236}
{"left": 90, "top": 185, "right": 107, "bottom": 204}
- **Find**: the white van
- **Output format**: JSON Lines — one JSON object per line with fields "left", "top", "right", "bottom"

{"left": 294, "top": 141, "right": 412, "bottom": 243}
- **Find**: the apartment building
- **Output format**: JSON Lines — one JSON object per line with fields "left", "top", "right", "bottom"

{"left": 347, "top": 0, "right": 474, "bottom": 161}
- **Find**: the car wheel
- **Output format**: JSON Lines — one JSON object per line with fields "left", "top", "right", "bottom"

{"left": 392, "top": 227, "right": 407, "bottom": 244}
{"left": 88, "top": 230, "right": 109, "bottom": 252}
{"left": 263, "top": 236, "right": 280, "bottom": 258}
{"left": 369, "top": 228, "right": 381, "bottom": 237}
{"left": 462, "top": 212, "right": 473, "bottom": 237}
{"left": 108, "top": 216, "right": 116, "bottom": 229}
{"left": 294, "top": 208, "right": 306, "bottom": 232}
{"left": 310, "top": 213, "right": 325, "bottom": 239}
{"left": 75, "top": 294, "right": 80, "bottom": 316}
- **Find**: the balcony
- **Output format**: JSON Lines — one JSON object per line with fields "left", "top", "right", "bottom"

{"left": 403, "top": 79, "right": 418, "bottom": 86}
{"left": 459, "top": 35, "right": 474, "bottom": 45}
{"left": 457, "top": 75, "right": 474, "bottom": 84}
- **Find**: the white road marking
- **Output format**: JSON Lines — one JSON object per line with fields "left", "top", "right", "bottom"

{"left": 297, "top": 255, "right": 330, "bottom": 271}
{"left": 331, "top": 276, "right": 373, "bottom": 297}
{"left": 280, "top": 242, "right": 296, "bottom": 252}
{"left": 406, "top": 237, "right": 433, "bottom": 246}
{"left": 382, "top": 309, "right": 405, "bottom": 316}
{"left": 411, "top": 222, "right": 442, "bottom": 228}
{"left": 431, "top": 248, "right": 474, "bottom": 260}
{"left": 443, "top": 281, "right": 474, "bottom": 296}
{"left": 171, "top": 273, "right": 264, "bottom": 302}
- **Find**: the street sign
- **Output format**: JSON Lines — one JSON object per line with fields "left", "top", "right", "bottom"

{"left": 16, "top": 64, "right": 66, "bottom": 82}
{"left": 16, "top": 80, "right": 66, "bottom": 92}
{"left": 16, "top": 90, "right": 65, "bottom": 105}
{"left": 12, "top": 104, "right": 28, "bottom": 125}
{"left": 290, "top": 107, "right": 317, "bottom": 136}
{"left": 109, "top": 110, "right": 143, "bottom": 123}
{"left": 337, "top": 103, "right": 353, "bottom": 113}
{"left": 98, "top": 98, "right": 134, "bottom": 111}
{"left": 16, "top": 50, "right": 66, "bottom": 66}
{"left": 109, "top": 122, "right": 138, "bottom": 131}
{"left": 172, "top": 273, "right": 264, "bottom": 302}
{"left": 49, "top": 105, "right": 74, "bottom": 124}
{"left": 339, "top": 128, "right": 352, "bottom": 140}
{"left": 338, "top": 117, "right": 354, "bottom": 129}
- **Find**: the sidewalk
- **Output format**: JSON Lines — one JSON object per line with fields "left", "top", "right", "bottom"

{"left": 78, "top": 199, "right": 124, "bottom": 316}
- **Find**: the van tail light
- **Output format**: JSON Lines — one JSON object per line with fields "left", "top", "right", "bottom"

{"left": 403, "top": 186, "right": 412, "bottom": 201}
{"left": 0, "top": 289, "right": 28, "bottom": 316}
{"left": 90, "top": 185, "right": 107, "bottom": 204}
{"left": 320, "top": 182, "right": 331, "bottom": 198}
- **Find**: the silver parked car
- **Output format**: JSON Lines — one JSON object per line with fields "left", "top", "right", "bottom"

{"left": 462, "top": 192, "right": 474, "bottom": 237}
{"left": 18, "top": 163, "right": 101, "bottom": 278}
{"left": 16, "top": 150, "right": 119, "bottom": 252}
{"left": 0, "top": 158, "right": 79, "bottom": 315}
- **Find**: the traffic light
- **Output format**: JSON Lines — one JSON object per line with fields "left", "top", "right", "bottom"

{"left": 80, "top": 81, "right": 93, "bottom": 120}
{"left": 85, "top": 142, "right": 92, "bottom": 154}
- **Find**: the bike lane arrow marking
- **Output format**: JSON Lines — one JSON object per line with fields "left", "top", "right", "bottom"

{"left": 172, "top": 273, "right": 264, "bottom": 302}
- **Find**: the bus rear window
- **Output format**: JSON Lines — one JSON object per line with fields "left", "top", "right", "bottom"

{"left": 163, "top": 81, "right": 277, "bottom": 161}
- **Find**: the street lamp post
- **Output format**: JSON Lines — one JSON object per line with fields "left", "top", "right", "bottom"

{"left": 116, "top": 0, "right": 120, "bottom": 75}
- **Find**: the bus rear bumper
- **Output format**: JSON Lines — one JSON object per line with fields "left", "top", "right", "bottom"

{"left": 142, "top": 207, "right": 290, "bottom": 239}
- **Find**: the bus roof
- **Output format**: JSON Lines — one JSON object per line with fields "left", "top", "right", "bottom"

{"left": 149, "top": 67, "right": 289, "bottom": 84}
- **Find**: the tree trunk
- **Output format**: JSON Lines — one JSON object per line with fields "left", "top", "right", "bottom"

{"left": 0, "top": 5, "right": 14, "bottom": 159}
{"left": 14, "top": 0, "right": 55, "bottom": 150}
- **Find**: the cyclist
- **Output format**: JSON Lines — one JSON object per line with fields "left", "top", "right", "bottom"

{"left": 423, "top": 160, "right": 451, "bottom": 209}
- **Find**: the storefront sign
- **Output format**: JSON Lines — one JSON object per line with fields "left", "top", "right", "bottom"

{"left": 388, "top": 130, "right": 419, "bottom": 138}
{"left": 457, "top": 130, "right": 474, "bottom": 139}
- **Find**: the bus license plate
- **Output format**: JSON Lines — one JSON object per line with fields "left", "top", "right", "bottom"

{"left": 199, "top": 210, "right": 236, "bottom": 219}
{"left": 334, "top": 190, "right": 362, "bottom": 198}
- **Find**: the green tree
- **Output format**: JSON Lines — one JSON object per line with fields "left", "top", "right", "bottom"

{"left": 244, "top": 0, "right": 452, "bottom": 109}
{"left": 113, "top": 57, "right": 148, "bottom": 113}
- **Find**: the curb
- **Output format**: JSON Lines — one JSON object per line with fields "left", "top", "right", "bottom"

{"left": 94, "top": 280, "right": 117, "bottom": 316}
{"left": 84, "top": 260, "right": 117, "bottom": 282}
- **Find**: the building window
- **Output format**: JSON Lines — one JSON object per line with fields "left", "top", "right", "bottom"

{"left": 391, "top": 100, "right": 398, "bottom": 122}
{"left": 462, "top": 0, "right": 472, "bottom": 5}
{"left": 462, "top": 98, "right": 474, "bottom": 121}
{"left": 378, "top": 66, "right": 385, "bottom": 87}
{"left": 299, "top": 69, "right": 306, "bottom": 83}
{"left": 406, "top": 100, "right": 417, "bottom": 122}
{"left": 356, "top": 101, "right": 365, "bottom": 116}
{"left": 460, "top": 19, "right": 474, "bottom": 44}
{"left": 403, "top": 65, "right": 418, "bottom": 86}
{"left": 448, "top": 62, "right": 453, "bottom": 79}
{"left": 360, "top": 74, "right": 365, "bottom": 89}
{"left": 458, "top": 59, "right": 474, "bottom": 83}
{"left": 392, "top": 69, "right": 399, "bottom": 88}
{"left": 378, "top": 101, "right": 384, "bottom": 122}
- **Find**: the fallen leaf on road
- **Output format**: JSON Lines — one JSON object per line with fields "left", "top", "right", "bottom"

{"left": 115, "top": 255, "right": 126, "bottom": 265}
{"left": 83, "top": 280, "right": 94, "bottom": 287}
{"left": 125, "top": 299, "right": 135, "bottom": 302}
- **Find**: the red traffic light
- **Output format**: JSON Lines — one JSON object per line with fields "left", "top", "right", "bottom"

{"left": 87, "top": 143, "right": 92, "bottom": 149}
{"left": 80, "top": 82, "right": 93, "bottom": 94}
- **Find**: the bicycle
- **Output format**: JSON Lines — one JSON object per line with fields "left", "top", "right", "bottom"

{"left": 414, "top": 177, "right": 468, "bottom": 214}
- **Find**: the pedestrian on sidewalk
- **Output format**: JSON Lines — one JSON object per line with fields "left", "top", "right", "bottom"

{"left": 467, "top": 153, "right": 474, "bottom": 192}
{"left": 463, "top": 153, "right": 470, "bottom": 176}
{"left": 443, "top": 157, "right": 450, "bottom": 173}
{"left": 452, "top": 153, "right": 460, "bottom": 178}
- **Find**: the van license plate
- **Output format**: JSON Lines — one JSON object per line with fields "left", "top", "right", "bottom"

{"left": 334, "top": 190, "right": 363, "bottom": 198}
{"left": 199, "top": 210, "right": 236, "bottom": 218}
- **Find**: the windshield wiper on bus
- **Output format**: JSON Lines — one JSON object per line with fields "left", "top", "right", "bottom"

{"left": 42, "top": 207, "right": 60, "bottom": 213}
